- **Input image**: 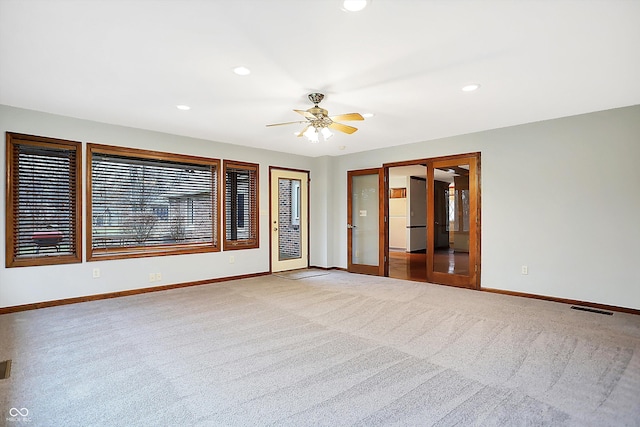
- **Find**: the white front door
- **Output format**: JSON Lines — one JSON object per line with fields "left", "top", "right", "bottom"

{"left": 270, "top": 168, "right": 309, "bottom": 272}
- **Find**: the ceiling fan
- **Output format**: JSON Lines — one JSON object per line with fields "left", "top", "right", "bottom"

{"left": 266, "top": 93, "right": 364, "bottom": 142}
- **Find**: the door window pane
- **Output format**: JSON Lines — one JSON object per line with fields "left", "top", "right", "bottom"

{"left": 433, "top": 164, "right": 470, "bottom": 274}
{"left": 278, "top": 178, "right": 301, "bottom": 260}
{"left": 352, "top": 174, "right": 379, "bottom": 266}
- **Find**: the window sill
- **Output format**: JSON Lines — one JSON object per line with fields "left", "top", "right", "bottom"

{"left": 88, "top": 243, "right": 219, "bottom": 261}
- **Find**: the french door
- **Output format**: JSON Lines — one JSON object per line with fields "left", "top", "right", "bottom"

{"left": 382, "top": 153, "right": 480, "bottom": 288}
{"left": 426, "top": 153, "right": 480, "bottom": 289}
{"left": 347, "top": 168, "right": 385, "bottom": 275}
{"left": 347, "top": 155, "right": 480, "bottom": 288}
{"left": 270, "top": 168, "right": 309, "bottom": 272}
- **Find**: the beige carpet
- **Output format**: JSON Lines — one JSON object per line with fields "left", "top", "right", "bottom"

{"left": 1, "top": 271, "right": 639, "bottom": 426}
{"left": 273, "top": 269, "right": 330, "bottom": 280}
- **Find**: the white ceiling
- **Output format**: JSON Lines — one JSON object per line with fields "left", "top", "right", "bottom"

{"left": 1, "top": 0, "right": 639, "bottom": 158}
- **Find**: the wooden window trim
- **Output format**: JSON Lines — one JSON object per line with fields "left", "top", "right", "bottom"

{"left": 223, "top": 160, "right": 259, "bottom": 251}
{"left": 5, "top": 132, "right": 82, "bottom": 267}
{"left": 87, "top": 144, "right": 221, "bottom": 261}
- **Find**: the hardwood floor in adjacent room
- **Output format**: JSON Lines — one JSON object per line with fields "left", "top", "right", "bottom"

{"left": 389, "top": 249, "right": 470, "bottom": 281}
{"left": 389, "top": 249, "right": 427, "bottom": 282}
{"left": 433, "top": 248, "right": 470, "bottom": 276}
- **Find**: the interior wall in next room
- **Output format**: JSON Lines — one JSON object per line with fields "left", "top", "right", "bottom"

{"left": 407, "top": 176, "right": 427, "bottom": 252}
{"left": 389, "top": 176, "right": 407, "bottom": 250}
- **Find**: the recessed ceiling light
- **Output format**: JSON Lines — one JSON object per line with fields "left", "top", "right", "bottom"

{"left": 176, "top": 105, "right": 191, "bottom": 110}
{"left": 362, "top": 112, "right": 375, "bottom": 118}
{"left": 462, "top": 84, "right": 480, "bottom": 92}
{"left": 342, "top": 0, "right": 368, "bottom": 12}
{"left": 233, "top": 66, "right": 251, "bottom": 76}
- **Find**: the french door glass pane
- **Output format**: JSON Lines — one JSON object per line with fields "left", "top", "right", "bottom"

{"left": 433, "top": 164, "right": 470, "bottom": 275}
{"left": 278, "top": 178, "right": 302, "bottom": 260}
{"left": 352, "top": 174, "right": 379, "bottom": 266}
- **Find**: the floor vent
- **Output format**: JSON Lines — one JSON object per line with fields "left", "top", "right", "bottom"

{"left": 571, "top": 306, "right": 613, "bottom": 316}
{"left": 0, "top": 360, "right": 11, "bottom": 380}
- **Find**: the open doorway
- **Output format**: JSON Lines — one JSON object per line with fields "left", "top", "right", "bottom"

{"left": 388, "top": 165, "right": 428, "bottom": 282}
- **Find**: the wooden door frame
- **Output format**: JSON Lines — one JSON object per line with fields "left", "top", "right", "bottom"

{"left": 269, "top": 166, "right": 310, "bottom": 273}
{"left": 347, "top": 168, "right": 385, "bottom": 276}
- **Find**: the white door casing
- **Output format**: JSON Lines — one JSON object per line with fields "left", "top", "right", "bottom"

{"left": 270, "top": 168, "right": 309, "bottom": 272}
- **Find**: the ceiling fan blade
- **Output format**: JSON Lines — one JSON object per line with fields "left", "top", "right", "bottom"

{"left": 296, "top": 125, "right": 310, "bottom": 137}
{"left": 266, "top": 120, "right": 307, "bottom": 127}
{"left": 329, "top": 122, "right": 358, "bottom": 134}
{"left": 294, "top": 109, "right": 317, "bottom": 119}
{"left": 329, "top": 112, "right": 364, "bottom": 122}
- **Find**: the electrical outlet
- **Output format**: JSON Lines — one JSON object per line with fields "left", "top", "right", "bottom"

{"left": 229, "top": 255, "right": 235, "bottom": 264}
{"left": 92, "top": 268, "right": 100, "bottom": 278}
{"left": 156, "top": 272, "right": 162, "bottom": 281}
{"left": 149, "top": 273, "right": 156, "bottom": 282}
{"left": 521, "top": 265, "right": 528, "bottom": 275}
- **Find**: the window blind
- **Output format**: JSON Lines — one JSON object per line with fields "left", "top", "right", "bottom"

{"left": 90, "top": 149, "right": 218, "bottom": 255}
{"left": 224, "top": 162, "right": 258, "bottom": 248}
{"left": 6, "top": 134, "right": 81, "bottom": 267}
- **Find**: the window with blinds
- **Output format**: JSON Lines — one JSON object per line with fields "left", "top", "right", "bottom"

{"left": 6, "top": 133, "right": 82, "bottom": 267}
{"left": 223, "top": 161, "right": 259, "bottom": 250}
{"left": 88, "top": 144, "right": 220, "bottom": 260}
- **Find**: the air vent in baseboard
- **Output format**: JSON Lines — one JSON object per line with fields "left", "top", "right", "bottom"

{"left": 571, "top": 306, "right": 613, "bottom": 316}
{"left": 0, "top": 360, "right": 11, "bottom": 379}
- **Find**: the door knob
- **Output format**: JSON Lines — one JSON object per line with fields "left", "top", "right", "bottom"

{"left": 347, "top": 224, "right": 357, "bottom": 229}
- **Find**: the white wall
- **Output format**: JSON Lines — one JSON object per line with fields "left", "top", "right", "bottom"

{"left": 330, "top": 105, "right": 640, "bottom": 310}
{"left": 2, "top": 104, "right": 639, "bottom": 310}
{"left": 309, "top": 156, "right": 331, "bottom": 268}
{"left": 0, "top": 105, "right": 318, "bottom": 307}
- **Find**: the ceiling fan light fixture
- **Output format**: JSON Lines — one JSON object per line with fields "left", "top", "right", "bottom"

{"left": 320, "top": 127, "right": 333, "bottom": 140}
{"left": 266, "top": 92, "right": 363, "bottom": 141}
{"left": 342, "top": 0, "right": 368, "bottom": 12}
{"left": 303, "top": 126, "right": 319, "bottom": 143}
